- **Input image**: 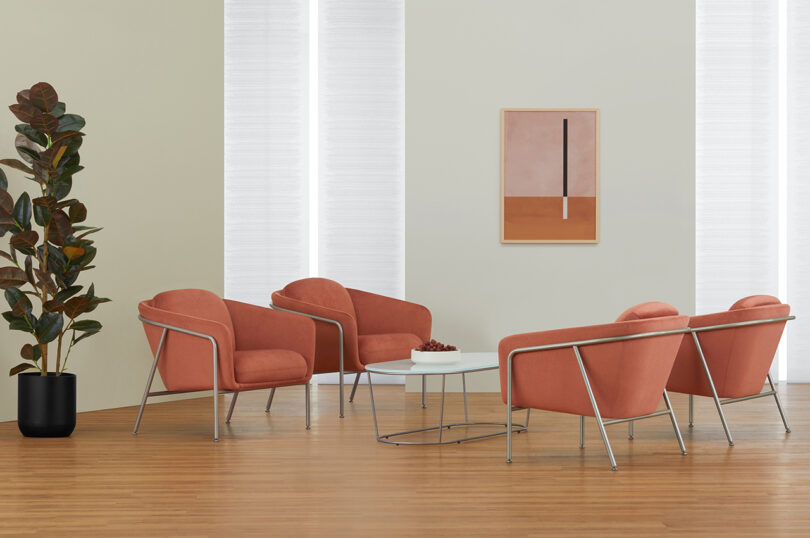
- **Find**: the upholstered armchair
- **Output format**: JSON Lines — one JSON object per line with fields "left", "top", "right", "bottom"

{"left": 667, "top": 295, "right": 794, "bottom": 445}
{"left": 499, "top": 302, "right": 690, "bottom": 470}
{"left": 135, "top": 289, "right": 316, "bottom": 441}
{"left": 271, "top": 278, "right": 432, "bottom": 417}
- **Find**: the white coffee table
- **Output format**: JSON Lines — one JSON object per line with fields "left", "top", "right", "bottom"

{"left": 363, "top": 352, "right": 529, "bottom": 445}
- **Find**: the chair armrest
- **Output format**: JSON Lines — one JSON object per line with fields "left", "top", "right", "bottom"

{"left": 347, "top": 288, "right": 432, "bottom": 341}
{"left": 224, "top": 299, "right": 316, "bottom": 376}
{"left": 271, "top": 291, "right": 360, "bottom": 371}
{"left": 138, "top": 301, "right": 237, "bottom": 391}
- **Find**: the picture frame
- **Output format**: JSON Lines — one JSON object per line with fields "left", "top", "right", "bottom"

{"left": 501, "top": 108, "right": 600, "bottom": 243}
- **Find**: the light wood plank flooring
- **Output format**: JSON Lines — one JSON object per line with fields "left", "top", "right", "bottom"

{"left": 0, "top": 384, "right": 808, "bottom": 537}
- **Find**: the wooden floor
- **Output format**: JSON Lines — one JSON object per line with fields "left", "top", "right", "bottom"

{"left": 1, "top": 384, "right": 808, "bottom": 537}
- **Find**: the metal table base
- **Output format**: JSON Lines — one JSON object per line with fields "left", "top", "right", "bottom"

{"left": 366, "top": 372, "right": 529, "bottom": 445}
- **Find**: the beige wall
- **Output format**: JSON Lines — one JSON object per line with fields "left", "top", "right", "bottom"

{"left": 405, "top": 0, "right": 696, "bottom": 392}
{"left": 0, "top": 0, "right": 224, "bottom": 421}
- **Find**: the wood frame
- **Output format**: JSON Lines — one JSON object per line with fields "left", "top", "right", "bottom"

{"left": 500, "top": 108, "right": 600, "bottom": 244}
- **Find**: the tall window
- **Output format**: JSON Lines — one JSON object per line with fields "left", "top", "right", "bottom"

{"left": 224, "top": 0, "right": 405, "bottom": 307}
{"left": 697, "top": 0, "right": 809, "bottom": 382}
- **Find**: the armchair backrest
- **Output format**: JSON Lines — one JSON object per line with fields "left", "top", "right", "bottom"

{"left": 667, "top": 295, "right": 790, "bottom": 399}
{"left": 139, "top": 289, "right": 236, "bottom": 391}
{"left": 281, "top": 278, "right": 357, "bottom": 318}
{"left": 500, "top": 305, "right": 688, "bottom": 419}
{"left": 272, "top": 278, "right": 360, "bottom": 373}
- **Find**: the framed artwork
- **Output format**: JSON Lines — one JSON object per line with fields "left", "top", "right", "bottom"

{"left": 501, "top": 108, "right": 599, "bottom": 243}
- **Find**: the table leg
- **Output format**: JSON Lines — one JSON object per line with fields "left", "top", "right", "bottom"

{"left": 438, "top": 374, "right": 447, "bottom": 443}
{"left": 462, "top": 372, "right": 469, "bottom": 423}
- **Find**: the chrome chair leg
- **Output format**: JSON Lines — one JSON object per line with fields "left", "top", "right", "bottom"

{"left": 767, "top": 374, "right": 791, "bottom": 433}
{"left": 265, "top": 387, "right": 276, "bottom": 413}
{"left": 692, "top": 331, "right": 734, "bottom": 446}
{"left": 573, "top": 346, "right": 617, "bottom": 470}
{"left": 349, "top": 372, "right": 361, "bottom": 403}
{"left": 225, "top": 392, "right": 238, "bottom": 424}
{"left": 133, "top": 328, "right": 166, "bottom": 435}
{"left": 663, "top": 390, "right": 687, "bottom": 455}
{"left": 305, "top": 382, "right": 311, "bottom": 430}
{"left": 689, "top": 394, "right": 694, "bottom": 427}
{"left": 367, "top": 372, "right": 380, "bottom": 439}
{"left": 628, "top": 420, "right": 634, "bottom": 440}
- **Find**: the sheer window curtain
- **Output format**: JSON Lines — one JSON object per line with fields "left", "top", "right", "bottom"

{"left": 697, "top": 0, "right": 810, "bottom": 382}
{"left": 225, "top": 0, "right": 405, "bottom": 383}
{"left": 788, "top": 0, "right": 810, "bottom": 382}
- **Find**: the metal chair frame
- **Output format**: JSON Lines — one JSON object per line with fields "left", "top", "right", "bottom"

{"left": 270, "top": 304, "right": 429, "bottom": 418}
{"left": 133, "top": 315, "right": 311, "bottom": 442}
{"left": 679, "top": 315, "right": 795, "bottom": 446}
{"left": 506, "top": 327, "right": 691, "bottom": 471}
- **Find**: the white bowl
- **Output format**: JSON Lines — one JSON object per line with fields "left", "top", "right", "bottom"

{"left": 411, "top": 349, "right": 461, "bottom": 364}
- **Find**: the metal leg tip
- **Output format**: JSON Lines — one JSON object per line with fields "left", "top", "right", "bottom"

{"left": 506, "top": 459, "right": 512, "bottom": 464}
{"left": 682, "top": 451, "right": 688, "bottom": 455}
{"left": 214, "top": 438, "right": 219, "bottom": 443}
{"left": 628, "top": 435, "right": 634, "bottom": 440}
{"left": 688, "top": 423, "right": 694, "bottom": 428}
{"left": 339, "top": 414, "right": 344, "bottom": 419}
{"left": 264, "top": 409, "right": 270, "bottom": 413}
{"left": 306, "top": 426, "right": 311, "bottom": 430}
{"left": 786, "top": 428, "right": 792, "bottom": 433}
{"left": 728, "top": 441, "right": 734, "bottom": 446}
{"left": 611, "top": 466, "right": 618, "bottom": 471}
{"left": 225, "top": 420, "right": 231, "bottom": 425}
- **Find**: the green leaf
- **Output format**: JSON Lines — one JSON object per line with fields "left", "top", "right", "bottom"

{"left": 0, "top": 168, "right": 6, "bottom": 190}
{"left": 68, "top": 202, "right": 86, "bottom": 223}
{"left": 35, "top": 312, "right": 63, "bottom": 344}
{"left": 0, "top": 251, "right": 13, "bottom": 263}
{"left": 8, "top": 103, "right": 39, "bottom": 123}
{"left": 0, "top": 159, "right": 34, "bottom": 175}
{"left": 0, "top": 267, "right": 27, "bottom": 289}
{"left": 73, "top": 328, "right": 100, "bottom": 345}
{"left": 54, "top": 176, "right": 72, "bottom": 200}
{"left": 29, "top": 114, "right": 58, "bottom": 135}
{"left": 10, "top": 230, "right": 38, "bottom": 255}
{"left": 9, "top": 362, "right": 36, "bottom": 376}
{"left": 50, "top": 131, "right": 84, "bottom": 146}
{"left": 4, "top": 287, "right": 32, "bottom": 316}
{"left": 56, "top": 114, "right": 85, "bottom": 133}
{"left": 71, "top": 319, "right": 101, "bottom": 332}
{"left": 28, "top": 83, "right": 58, "bottom": 113}
{"left": 50, "top": 102, "right": 66, "bottom": 118}
{"left": 63, "top": 296, "right": 90, "bottom": 318}
{"left": 24, "top": 255, "right": 35, "bottom": 286}
{"left": 13, "top": 193, "right": 31, "bottom": 231}
{"left": 46, "top": 210, "right": 71, "bottom": 246}
{"left": 8, "top": 312, "right": 35, "bottom": 333}
{"left": 14, "top": 124, "right": 47, "bottom": 147}
{"left": 0, "top": 191, "right": 12, "bottom": 217}
{"left": 54, "top": 285, "right": 82, "bottom": 303}
{"left": 20, "top": 343, "right": 41, "bottom": 362}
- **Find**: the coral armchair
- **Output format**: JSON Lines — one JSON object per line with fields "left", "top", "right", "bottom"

{"left": 499, "top": 302, "right": 690, "bottom": 470}
{"left": 271, "top": 278, "right": 431, "bottom": 417}
{"left": 667, "top": 295, "right": 794, "bottom": 445}
{"left": 135, "top": 289, "right": 316, "bottom": 441}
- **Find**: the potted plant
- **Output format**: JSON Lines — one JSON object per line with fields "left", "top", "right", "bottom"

{"left": 0, "top": 82, "right": 108, "bottom": 437}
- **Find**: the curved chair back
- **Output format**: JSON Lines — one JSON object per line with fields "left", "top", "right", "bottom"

{"left": 139, "top": 289, "right": 235, "bottom": 391}
{"left": 667, "top": 295, "right": 790, "bottom": 399}
{"left": 500, "top": 306, "right": 688, "bottom": 419}
{"left": 272, "top": 278, "right": 359, "bottom": 374}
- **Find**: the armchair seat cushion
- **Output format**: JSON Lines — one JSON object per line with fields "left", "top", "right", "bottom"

{"left": 358, "top": 333, "right": 422, "bottom": 365}
{"left": 234, "top": 349, "right": 309, "bottom": 385}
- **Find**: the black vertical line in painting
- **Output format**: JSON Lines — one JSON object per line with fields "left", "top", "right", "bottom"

{"left": 563, "top": 118, "right": 568, "bottom": 197}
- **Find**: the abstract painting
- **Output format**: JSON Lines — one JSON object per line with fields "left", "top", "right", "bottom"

{"left": 501, "top": 108, "right": 599, "bottom": 243}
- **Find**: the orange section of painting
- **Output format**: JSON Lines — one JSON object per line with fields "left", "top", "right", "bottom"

{"left": 503, "top": 196, "right": 596, "bottom": 241}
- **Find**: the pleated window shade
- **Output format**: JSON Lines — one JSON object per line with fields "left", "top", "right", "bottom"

{"left": 225, "top": 0, "right": 404, "bottom": 308}
{"left": 787, "top": 0, "right": 810, "bottom": 381}
{"left": 696, "top": 0, "right": 779, "bottom": 319}
{"left": 317, "top": 0, "right": 405, "bottom": 298}
{"left": 225, "top": 0, "right": 310, "bottom": 305}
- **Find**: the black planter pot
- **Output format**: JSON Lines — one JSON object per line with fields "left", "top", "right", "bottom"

{"left": 17, "top": 372, "right": 76, "bottom": 437}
